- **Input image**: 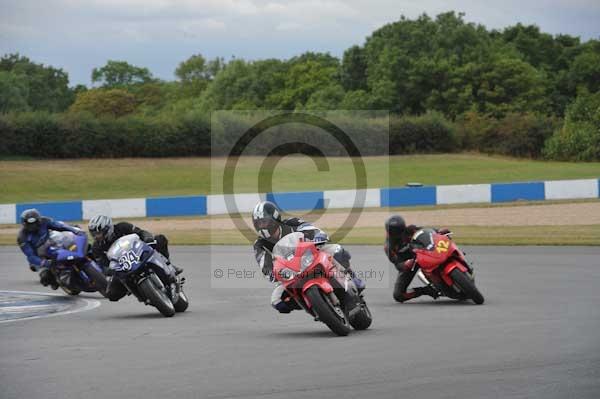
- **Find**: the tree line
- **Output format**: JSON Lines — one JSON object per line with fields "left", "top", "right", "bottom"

{"left": 1, "top": 12, "right": 599, "bottom": 160}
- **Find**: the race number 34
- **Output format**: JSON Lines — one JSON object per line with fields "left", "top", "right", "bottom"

{"left": 118, "top": 250, "right": 139, "bottom": 271}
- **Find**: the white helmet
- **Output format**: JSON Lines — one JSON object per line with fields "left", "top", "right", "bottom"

{"left": 88, "top": 215, "right": 114, "bottom": 243}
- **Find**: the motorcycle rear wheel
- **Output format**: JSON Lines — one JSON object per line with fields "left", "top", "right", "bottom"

{"left": 305, "top": 286, "right": 351, "bottom": 336}
{"left": 450, "top": 269, "right": 484, "bottom": 305}
{"left": 139, "top": 276, "right": 176, "bottom": 317}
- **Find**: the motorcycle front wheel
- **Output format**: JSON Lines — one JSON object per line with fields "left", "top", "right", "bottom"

{"left": 450, "top": 269, "right": 484, "bottom": 305}
{"left": 174, "top": 290, "right": 189, "bottom": 313}
{"left": 82, "top": 264, "right": 108, "bottom": 296}
{"left": 349, "top": 300, "right": 372, "bottom": 330}
{"left": 139, "top": 275, "right": 175, "bottom": 317}
{"left": 305, "top": 286, "right": 351, "bottom": 336}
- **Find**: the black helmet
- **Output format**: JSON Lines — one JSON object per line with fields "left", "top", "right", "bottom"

{"left": 21, "top": 208, "right": 41, "bottom": 233}
{"left": 88, "top": 215, "right": 114, "bottom": 243}
{"left": 252, "top": 201, "right": 282, "bottom": 240}
{"left": 385, "top": 215, "right": 406, "bottom": 236}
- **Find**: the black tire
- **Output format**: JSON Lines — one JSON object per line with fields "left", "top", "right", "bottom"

{"left": 82, "top": 264, "right": 108, "bottom": 295}
{"left": 450, "top": 269, "right": 484, "bottom": 305}
{"left": 139, "top": 276, "right": 175, "bottom": 317}
{"left": 349, "top": 301, "right": 372, "bottom": 330}
{"left": 305, "top": 286, "right": 351, "bottom": 336}
{"left": 174, "top": 290, "right": 189, "bottom": 313}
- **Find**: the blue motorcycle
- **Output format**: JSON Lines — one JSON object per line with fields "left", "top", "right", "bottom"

{"left": 43, "top": 231, "right": 108, "bottom": 296}
{"left": 107, "top": 234, "right": 188, "bottom": 317}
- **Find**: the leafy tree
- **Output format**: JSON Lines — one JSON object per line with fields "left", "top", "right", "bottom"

{"left": 361, "top": 12, "right": 498, "bottom": 114}
{"left": 201, "top": 59, "right": 288, "bottom": 109}
{"left": 341, "top": 45, "right": 368, "bottom": 91}
{"left": 501, "top": 24, "right": 561, "bottom": 70}
{"left": 0, "top": 53, "right": 73, "bottom": 112}
{"left": 567, "top": 47, "right": 600, "bottom": 93}
{"left": 544, "top": 90, "right": 600, "bottom": 161}
{"left": 69, "top": 88, "right": 137, "bottom": 117}
{"left": 340, "top": 90, "right": 372, "bottom": 109}
{"left": 456, "top": 57, "right": 549, "bottom": 117}
{"left": 175, "top": 54, "right": 225, "bottom": 97}
{"left": 268, "top": 59, "right": 339, "bottom": 109}
{"left": 0, "top": 71, "right": 30, "bottom": 113}
{"left": 304, "top": 85, "right": 345, "bottom": 110}
{"left": 91, "top": 60, "right": 154, "bottom": 88}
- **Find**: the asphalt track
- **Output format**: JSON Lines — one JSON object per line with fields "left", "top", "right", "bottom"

{"left": 1, "top": 245, "right": 599, "bottom": 399}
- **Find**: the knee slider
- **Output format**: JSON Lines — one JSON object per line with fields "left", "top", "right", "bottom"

{"left": 333, "top": 246, "right": 351, "bottom": 269}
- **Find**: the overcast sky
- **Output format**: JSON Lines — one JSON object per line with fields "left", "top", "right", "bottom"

{"left": 1, "top": 0, "right": 599, "bottom": 86}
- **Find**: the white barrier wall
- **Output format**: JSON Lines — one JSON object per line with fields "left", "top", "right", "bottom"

{"left": 0, "top": 204, "right": 16, "bottom": 224}
{"left": 82, "top": 199, "right": 146, "bottom": 219}
{"left": 1, "top": 178, "right": 598, "bottom": 223}
{"left": 207, "top": 193, "right": 265, "bottom": 215}
{"left": 323, "top": 189, "right": 381, "bottom": 209}
{"left": 544, "top": 179, "right": 599, "bottom": 200}
{"left": 436, "top": 184, "right": 491, "bottom": 205}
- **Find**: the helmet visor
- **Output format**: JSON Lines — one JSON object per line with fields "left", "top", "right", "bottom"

{"left": 256, "top": 219, "right": 273, "bottom": 229}
{"left": 91, "top": 230, "right": 105, "bottom": 242}
{"left": 23, "top": 220, "right": 40, "bottom": 232}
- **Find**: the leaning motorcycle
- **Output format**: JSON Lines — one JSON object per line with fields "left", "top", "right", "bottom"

{"left": 409, "top": 228, "right": 484, "bottom": 304}
{"left": 106, "top": 234, "right": 189, "bottom": 317}
{"left": 272, "top": 232, "right": 372, "bottom": 336}
{"left": 42, "top": 231, "right": 108, "bottom": 296}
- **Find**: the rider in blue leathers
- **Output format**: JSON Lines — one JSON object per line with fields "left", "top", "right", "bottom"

{"left": 17, "top": 208, "right": 84, "bottom": 288}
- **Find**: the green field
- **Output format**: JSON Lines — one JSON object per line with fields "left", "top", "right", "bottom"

{"left": 1, "top": 154, "right": 599, "bottom": 203}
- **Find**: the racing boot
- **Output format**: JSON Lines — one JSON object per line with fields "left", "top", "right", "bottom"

{"left": 414, "top": 285, "right": 440, "bottom": 299}
{"left": 347, "top": 269, "right": 365, "bottom": 293}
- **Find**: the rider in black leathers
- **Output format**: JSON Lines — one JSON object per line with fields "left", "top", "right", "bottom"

{"left": 384, "top": 215, "right": 447, "bottom": 302}
{"left": 252, "top": 201, "right": 364, "bottom": 313}
{"left": 88, "top": 215, "right": 181, "bottom": 301}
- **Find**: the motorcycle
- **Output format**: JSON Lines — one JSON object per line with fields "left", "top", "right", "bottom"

{"left": 409, "top": 228, "right": 484, "bottom": 304}
{"left": 106, "top": 234, "right": 188, "bottom": 317}
{"left": 42, "top": 231, "right": 108, "bottom": 296}
{"left": 272, "top": 232, "right": 372, "bottom": 336}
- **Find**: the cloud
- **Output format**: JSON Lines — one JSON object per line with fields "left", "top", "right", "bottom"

{"left": 0, "top": 0, "right": 598, "bottom": 85}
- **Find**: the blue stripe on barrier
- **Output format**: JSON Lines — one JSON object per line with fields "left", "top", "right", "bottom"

{"left": 146, "top": 196, "right": 207, "bottom": 217}
{"left": 598, "top": 179, "right": 600, "bottom": 198}
{"left": 267, "top": 191, "right": 324, "bottom": 211}
{"left": 380, "top": 186, "right": 437, "bottom": 207}
{"left": 16, "top": 201, "right": 82, "bottom": 222}
{"left": 491, "top": 182, "right": 545, "bottom": 203}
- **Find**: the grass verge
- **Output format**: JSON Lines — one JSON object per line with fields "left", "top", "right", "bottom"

{"left": 1, "top": 154, "right": 599, "bottom": 203}
{"left": 2, "top": 224, "right": 599, "bottom": 246}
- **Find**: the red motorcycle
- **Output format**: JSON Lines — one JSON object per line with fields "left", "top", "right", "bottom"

{"left": 272, "top": 232, "right": 372, "bottom": 336}
{"left": 409, "top": 228, "right": 484, "bottom": 305}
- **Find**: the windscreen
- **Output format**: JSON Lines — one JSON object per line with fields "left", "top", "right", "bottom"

{"left": 106, "top": 234, "right": 143, "bottom": 261}
{"left": 272, "top": 232, "right": 304, "bottom": 260}
{"left": 410, "top": 228, "right": 436, "bottom": 250}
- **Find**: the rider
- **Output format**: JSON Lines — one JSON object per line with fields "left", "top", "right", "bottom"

{"left": 252, "top": 200, "right": 365, "bottom": 314}
{"left": 385, "top": 215, "right": 449, "bottom": 303}
{"left": 87, "top": 215, "right": 182, "bottom": 301}
{"left": 17, "top": 208, "right": 85, "bottom": 289}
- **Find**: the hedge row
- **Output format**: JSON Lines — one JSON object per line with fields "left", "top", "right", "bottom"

{"left": 0, "top": 111, "right": 210, "bottom": 158}
{"left": 0, "top": 110, "right": 560, "bottom": 158}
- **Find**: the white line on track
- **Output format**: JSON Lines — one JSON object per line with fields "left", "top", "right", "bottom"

{"left": 0, "top": 290, "right": 101, "bottom": 324}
